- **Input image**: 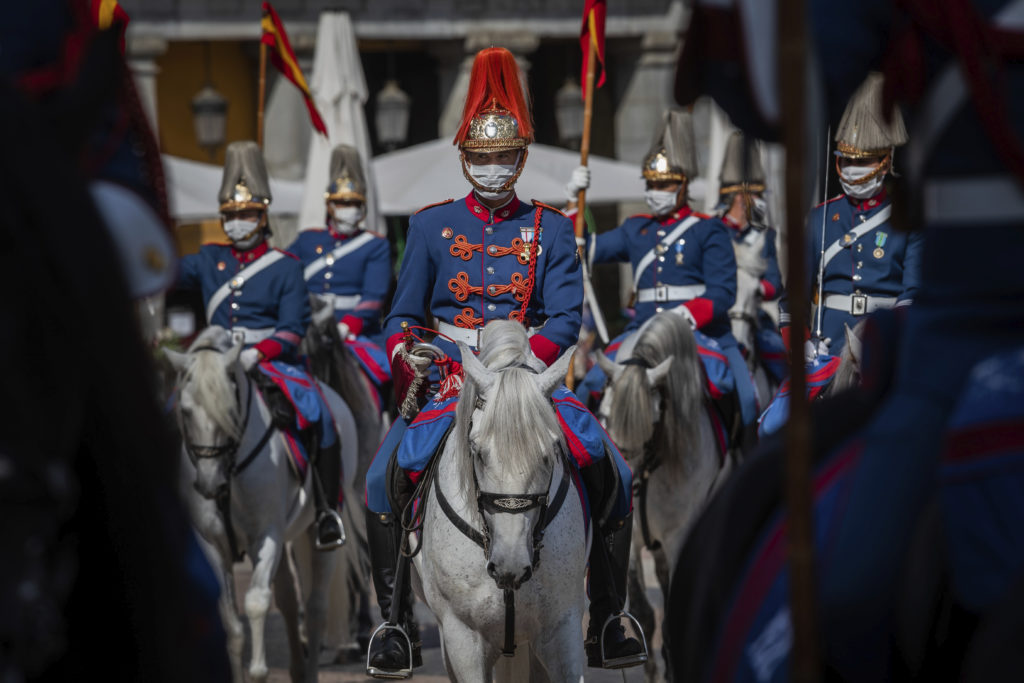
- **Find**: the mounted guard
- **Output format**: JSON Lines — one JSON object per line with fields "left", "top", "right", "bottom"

{"left": 363, "top": 46, "right": 644, "bottom": 677}
{"left": 717, "top": 131, "right": 787, "bottom": 385}
{"left": 288, "top": 144, "right": 392, "bottom": 406}
{"left": 573, "top": 109, "right": 759, "bottom": 450}
{"left": 174, "top": 140, "right": 345, "bottom": 551}
{"left": 779, "top": 72, "right": 924, "bottom": 358}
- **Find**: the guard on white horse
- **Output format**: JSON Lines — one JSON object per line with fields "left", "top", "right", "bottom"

{"left": 595, "top": 311, "right": 729, "bottom": 679}
{"left": 414, "top": 323, "right": 593, "bottom": 682}
{"left": 364, "top": 47, "right": 644, "bottom": 677}
{"left": 288, "top": 144, "right": 392, "bottom": 411}
{"left": 572, "top": 109, "right": 760, "bottom": 451}
{"left": 173, "top": 140, "right": 345, "bottom": 550}
{"left": 717, "top": 132, "right": 788, "bottom": 391}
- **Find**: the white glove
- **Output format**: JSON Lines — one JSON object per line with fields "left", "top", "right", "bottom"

{"left": 564, "top": 165, "right": 591, "bottom": 201}
{"left": 240, "top": 347, "right": 262, "bottom": 371}
{"left": 336, "top": 321, "right": 351, "bottom": 340}
{"left": 803, "top": 337, "right": 830, "bottom": 363}
{"left": 671, "top": 305, "right": 698, "bottom": 329}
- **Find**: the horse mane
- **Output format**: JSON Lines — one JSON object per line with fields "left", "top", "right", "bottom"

{"left": 453, "top": 321, "right": 560, "bottom": 502}
{"left": 610, "top": 313, "right": 704, "bottom": 462}
{"left": 830, "top": 319, "right": 867, "bottom": 394}
{"left": 183, "top": 326, "right": 242, "bottom": 440}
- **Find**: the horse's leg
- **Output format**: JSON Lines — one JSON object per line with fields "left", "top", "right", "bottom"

{"left": 244, "top": 535, "right": 283, "bottom": 682}
{"left": 654, "top": 549, "right": 674, "bottom": 683}
{"left": 533, "top": 613, "right": 586, "bottom": 683}
{"left": 301, "top": 527, "right": 336, "bottom": 683}
{"left": 440, "top": 616, "right": 495, "bottom": 683}
{"left": 628, "top": 543, "right": 660, "bottom": 683}
{"left": 199, "top": 534, "right": 246, "bottom": 683}
{"left": 272, "top": 545, "right": 305, "bottom": 683}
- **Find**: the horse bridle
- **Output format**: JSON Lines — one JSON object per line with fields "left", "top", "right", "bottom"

{"left": 177, "top": 346, "right": 273, "bottom": 478}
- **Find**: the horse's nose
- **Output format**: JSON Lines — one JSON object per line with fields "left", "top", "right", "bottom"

{"left": 487, "top": 562, "right": 532, "bottom": 590}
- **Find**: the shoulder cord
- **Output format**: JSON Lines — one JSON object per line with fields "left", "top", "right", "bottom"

{"left": 516, "top": 206, "right": 543, "bottom": 326}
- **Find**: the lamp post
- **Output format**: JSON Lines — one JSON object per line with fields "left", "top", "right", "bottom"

{"left": 191, "top": 85, "right": 229, "bottom": 160}
{"left": 375, "top": 79, "right": 411, "bottom": 151}
{"left": 555, "top": 77, "right": 584, "bottom": 150}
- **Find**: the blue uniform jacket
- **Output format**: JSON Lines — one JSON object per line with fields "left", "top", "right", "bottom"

{"left": 383, "top": 193, "right": 583, "bottom": 363}
{"left": 723, "top": 216, "right": 783, "bottom": 300}
{"left": 779, "top": 191, "right": 923, "bottom": 349}
{"left": 177, "top": 242, "right": 311, "bottom": 361}
{"left": 288, "top": 226, "right": 391, "bottom": 336}
{"left": 587, "top": 207, "right": 738, "bottom": 341}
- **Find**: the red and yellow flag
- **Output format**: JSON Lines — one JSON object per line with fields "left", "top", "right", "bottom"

{"left": 261, "top": 2, "right": 329, "bottom": 137}
{"left": 91, "top": 0, "right": 130, "bottom": 53}
{"left": 580, "top": 0, "right": 607, "bottom": 98}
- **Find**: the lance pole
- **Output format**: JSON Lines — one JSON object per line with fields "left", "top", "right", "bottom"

{"left": 779, "top": 0, "right": 820, "bottom": 680}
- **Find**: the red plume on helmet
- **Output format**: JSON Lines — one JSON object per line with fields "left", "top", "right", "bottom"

{"left": 454, "top": 47, "right": 534, "bottom": 149}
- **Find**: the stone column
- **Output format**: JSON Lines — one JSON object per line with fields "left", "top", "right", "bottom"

{"left": 126, "top": 35, "right": 168, "bottom": 133}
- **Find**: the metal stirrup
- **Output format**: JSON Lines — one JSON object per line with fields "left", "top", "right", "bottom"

{"left": 599, "top": 610, "right": 649, "bottom": 670}
{"left": 365, "top": 623, "right": 414, "bottom": 680}
{"left": 314, "top": 509, "right": 346, "bottom": 551}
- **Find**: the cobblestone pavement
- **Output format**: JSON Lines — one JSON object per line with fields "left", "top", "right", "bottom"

{"left": 234, "top": 549, "right": 665, "bottom": 682}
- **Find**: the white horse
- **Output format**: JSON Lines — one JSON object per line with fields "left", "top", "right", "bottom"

{"left": 596, "top": 312, "right": 730, "bottom": 682}
{"left": 167, "top": 326, "right": 359, "bottom": 683}
{"left": 414, "top": 320, "right": 588, "bottom": 682}
{"left": 729, "top": 228, "right": 780, "bottom": 410}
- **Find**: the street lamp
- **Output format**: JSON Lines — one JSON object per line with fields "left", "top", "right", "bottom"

{"left": 191, "top": 85, "right": 228, "bottom": 161}
{"left": 375, "top": 79, "right": 411, "bottom": 151}
{"left": 555, "top": 77, "right": 583, "bottom": 150}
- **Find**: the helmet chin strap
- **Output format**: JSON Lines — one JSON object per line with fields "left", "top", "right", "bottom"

{"left": 460, "top": 148, "right": 530, "bottom": 195}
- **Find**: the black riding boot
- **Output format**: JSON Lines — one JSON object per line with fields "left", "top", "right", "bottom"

{"left": 365, "top": 507, "right": 422, "bottom": 676}
{"left": 312, "top": 440, "right": 345, "bottom": 550}
{"left": 585, "top": 516, "right": 646, "bottom": 668}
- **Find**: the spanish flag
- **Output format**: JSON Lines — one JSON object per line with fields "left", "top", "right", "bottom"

{"left": 580, "top": 0, "right": 607, "bottom": 99}
{"left": 261, "top": 2, "right": 329, "bottom": 137}
{"left": 91, "top": 0, "right": 130, "bottom": 53}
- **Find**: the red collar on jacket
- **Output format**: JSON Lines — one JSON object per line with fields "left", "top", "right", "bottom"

{"left": 465, "top": 192, "right": 521, "bottom": 223}
{"left": 657, "top": 205, "right": 694, "bottom": 226}
{"left": 232, "top": 241, "right": 269, "bottom": 263}
{"left": 327, "top": 224, "right": 361, "bottom": 240}
{"left": 847, "top": 188, "right": 888, "bottom": 212}
{"left": 721, "top": 213, "right": 746, "bottom": 232}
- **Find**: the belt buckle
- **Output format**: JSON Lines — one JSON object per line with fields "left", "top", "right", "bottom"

{"left": 851, "top": 294, "right": 868, "bottom": 316}
{"left": 231, "top": 330, "right": 246, "bottom": 346}
{"left": 475, "top": 327, "right": 482, "bottom": 349}
{"left": 654, "top": 285, "right": 668, "bottom": 303}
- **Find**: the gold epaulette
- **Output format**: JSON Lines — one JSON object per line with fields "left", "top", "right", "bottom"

{"left": 531, "top": 199, "right": 567, "bottom": 217}
{"left": 413, "top": 198, "right": 455, "bottom": 214}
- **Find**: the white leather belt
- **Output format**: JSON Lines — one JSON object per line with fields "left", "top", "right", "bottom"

{"left": 436, "top": 320, "right": 538, "bottom": 349}
{"left": 636, "top": 284, "right": 706, "bottom": 304}
{"left": 823, "top": 294, "right": 898, "bottom": 316}
{"left": 331, "top": 294, "right": 361, "bottom": 309}
{"left": 229, "top": 326, "right": 274, "bottom": 344}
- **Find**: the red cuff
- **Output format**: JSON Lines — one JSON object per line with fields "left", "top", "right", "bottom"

{"left": 386, "top": 332, "right": 406, "bottom": 360}
{"left": 760, "top": 280, "right": 777, "bottom": 300}
{"left": 529, "top": 334, "right": 561, "bottom": 366}
{"left": 683, "top": 298, "right": 714, "bottom": 328}
{"left": 341, "top": 314, "right": 364, "bottom": 337}
{"left": 254, "top": 338, "right": 283, "bottom": 361}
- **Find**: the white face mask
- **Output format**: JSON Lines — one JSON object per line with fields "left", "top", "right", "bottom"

{"left": 839, "top": 164, "right": 886, "bottom": 199}
{"left": 223, "top": 218, "right": 262, "bottom": 249}
{"left": 469, "top": 160, "right": 518, "bottom": 199}
{"left": 331, "top": 206, "right": 364, "bottom": 234}
{"left": 645, "top": 189, "right": 680, "bottom": 216}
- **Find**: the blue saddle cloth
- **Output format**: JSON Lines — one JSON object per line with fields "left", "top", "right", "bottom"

{"left": 257, "top": 361, "right": 336, "bottom": 449}
{"left": 757, "top": 355, "right": 841, "bottom": 437}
